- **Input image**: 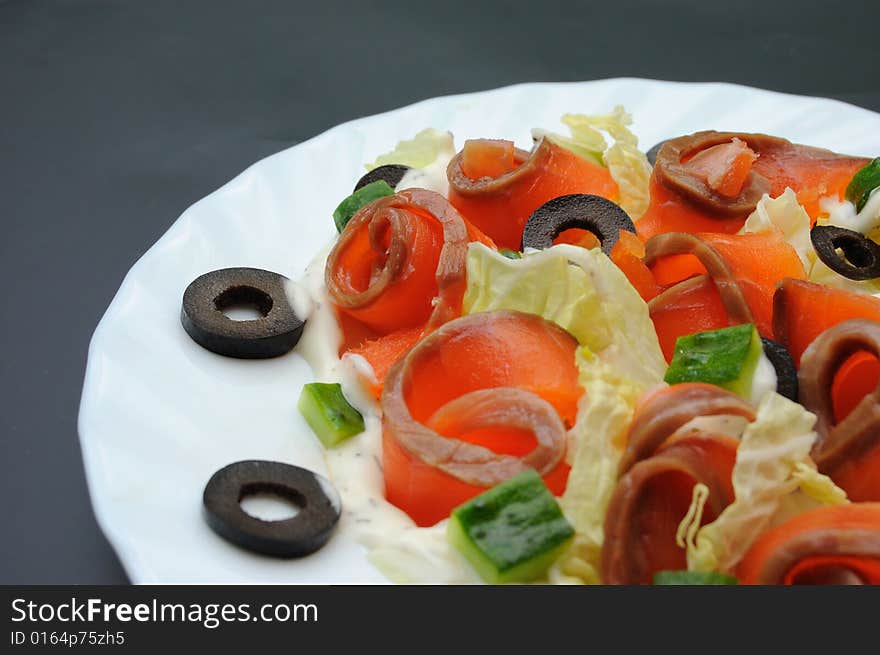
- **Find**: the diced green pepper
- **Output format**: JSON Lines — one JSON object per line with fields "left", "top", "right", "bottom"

{"left": 448, "top": 469, "right": 574, "bottom": 584}
{"left": 664, "top": 323, "right": 762, "bottom": 398}
{"left": 332, "top": 180, "right": 395, "bottom": 232}
{"left": 498, "top": 249, "right": 522, "bottom": 260}
{"left": 298, "top": 383, "right": 364, "bottom": 448}
{"left": 845, "top": 157, "right": 880, "bottom": 213}
{"left": 653, "top": 570, "right": 738, "bottom": 585}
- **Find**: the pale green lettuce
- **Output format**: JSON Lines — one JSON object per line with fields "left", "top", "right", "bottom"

{"left": 533, "top": 107, "right": 652, "bottom": 220}
{"left": 549, "top": 348, "right": 654, "bottom": 584}
{"left": 366, "top": 128, "right": 455, "bottom": 171}
{"left": 739, "top": 188, "right": 813, "bottom": 269}
{"left": 684, "top": 392, "right": 848, "bottom": 574}
{"left": 463, "top": 243, "right": 665, "bottom": 387}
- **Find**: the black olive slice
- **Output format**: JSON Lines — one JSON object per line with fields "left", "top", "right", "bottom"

{"left": 520, "top": 194, "right": 636, "bottom": 255}
{"left": 181, "top": 267, "right": 304, "bottom": 359}
{"left": 811, "top": 225, "right": 880, "bottom": 281}
{"left": 353, "top": 164, "right": 411, "bottom": 192}
{"left": 761, "top": 337, "right": 798, "bottom": 402}
{"left": 203, "top": 460, "right": 341, "bottom": 558}
{"left": 646, "top": 140, "right": 665, "bottom": 167}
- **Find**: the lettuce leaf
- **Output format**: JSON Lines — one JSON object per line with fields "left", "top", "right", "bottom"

{"left": 549, "top": 347, "right": 658, "bottom": 584}
{"left": 366, "top": 128, "right": 455, "bottom": 171}
{"left": 685, "top": 392, "right": 848, "bottom": 574}
{"left": 463, "top": 243, "right": 665, "bottom": 387}
{"left": 532, "top": 107, "right": 652, "bottom": 219}
{"left": 462, "top": 242, "right": 666, "bottom": 583}
{"left": 739, "top": 188, "right": 813, "bottom": 270}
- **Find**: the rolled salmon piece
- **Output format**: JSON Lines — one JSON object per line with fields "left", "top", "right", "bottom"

{"left": 773, "top": 278, "right": 880, "bottom": 367}
{"left": 325, "top": 188, "right": 492, "bottom": 336}
{"left": 381, "top": 310, "right": 582, "bottom": 526}
{"left": 737, "top": 503, "right": 880, "bottom": 584}
{"left": 799, "top": 319, "right": 880, "bottom": 501}
{"left": 602, "top": 434, "right": 739, "bottom": 584}
{"left": 619, "top": 382, "right": 755, "bottom": 474}
{"left": 637, "top": 131, "right": 869, "bottom": 240}
{"left": 644, "top": 230, "right": 805, "bottom": 354}
{"left": 447, "top": 137, "right": 619, "bottom": 250}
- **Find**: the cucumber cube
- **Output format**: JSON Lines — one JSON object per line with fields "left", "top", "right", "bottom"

{"left": 298, "top": 383, "right": 365, "bottom": 448}
{"left": 845, "top": 157, "right": 880, "bottom": 213}
{"left": 664, "top": 323, "right": 762, "bottom": 398}
{"left": 448, "top": 469, "right": 574, "bottom": 584}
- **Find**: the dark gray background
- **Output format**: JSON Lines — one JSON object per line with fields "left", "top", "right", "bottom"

{"left": 1, "top": 0, "right": 877, "bottom": 584}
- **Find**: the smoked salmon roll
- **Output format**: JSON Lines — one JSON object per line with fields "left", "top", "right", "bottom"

{"left": 737, "top": 503, "right": 880, "bottom": 585}
{"left": 644, "top": 231, "right": 806, "bottom": 360}
{"left": 602, "top": 434, "right": 739, "bottom": 584}
{"left": 774, "top": 280, "right": 880, "bottom": 425}
{"left": 325, "top": 189, "right": 493, "bottom": 390}
{"left": 381, "top": 310, "right": 582, "bottom": 526}
{"left": 798, "top": 319, "right": 880, "bottom": 502}
{"left": 618, "top": 383, "right": 756, "bottom": 473}
{"left": 447, "top": 137, "right": 619, "bottom": 250}
{"left": 602, "top": 383, "right": 754, "bottom": 584}
{"left": 637, "top": 131, "right": 869, "bottom": 240}
{"left": 326, "top": 188, "right": 492, "bottom": 336}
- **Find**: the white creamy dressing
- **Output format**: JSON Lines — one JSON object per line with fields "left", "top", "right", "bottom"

{"left": 394, "top": 151, "right": 453, "bottom": 196}
{"left": 287, "top": 244, "right": 476, "bottom": 583}
{"left": 750, "top": 352, "right": 778, "bottom": 407}
{"left": 822, "top": 188, "right": 880, "bottom": 236}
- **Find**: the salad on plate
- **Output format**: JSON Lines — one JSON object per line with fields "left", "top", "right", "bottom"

{"left": 183, "top": 105, "right": 880, "bottom": 585}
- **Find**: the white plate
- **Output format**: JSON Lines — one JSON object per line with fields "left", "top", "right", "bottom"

{"left": 78, "top": 78, "right": 880, "bottom": 583}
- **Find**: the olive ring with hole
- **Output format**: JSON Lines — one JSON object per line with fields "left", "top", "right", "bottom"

{"left": 181, "top": 267, "right": 305, "bottom": 359}
{"left": 520, "top": 193, "right": 637, "bottom": 255}
{"left": 353, "top": 164, "right": 411, "bottom": 192}
{"left": 811, "top": 225, "right": 880, "bottom": 281}
{"left": 202, "top": 460, "right": 341, "bottom": 558}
